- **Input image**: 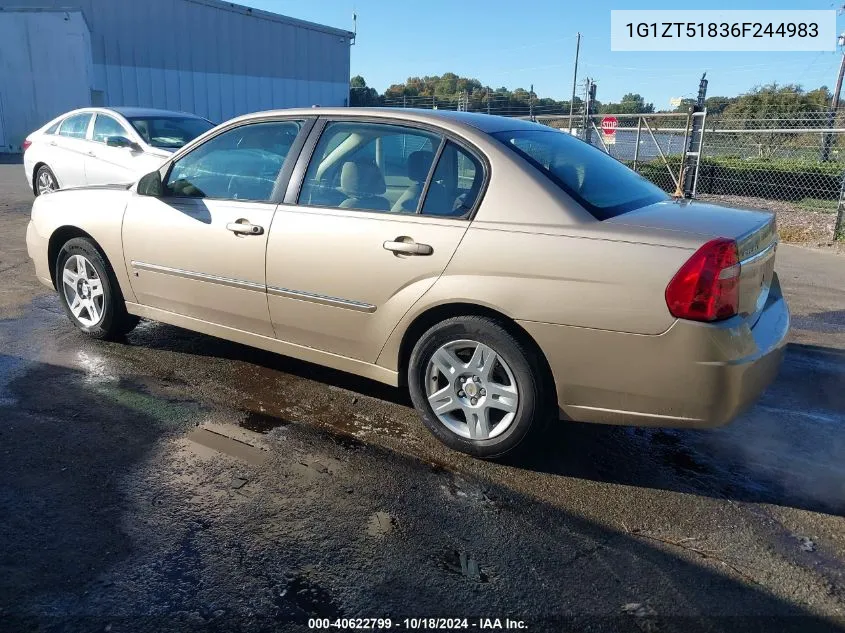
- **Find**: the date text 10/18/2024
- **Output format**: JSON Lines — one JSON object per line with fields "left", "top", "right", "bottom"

{"left": 308, "top": 618, "right": 528, "bottom": 630}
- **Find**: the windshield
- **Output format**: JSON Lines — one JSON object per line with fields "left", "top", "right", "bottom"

{"left": 128, "top": 116, "right": 214, "bottom": 149}
{"left": 492, "top": 129, "right": 668, "bottom": 220}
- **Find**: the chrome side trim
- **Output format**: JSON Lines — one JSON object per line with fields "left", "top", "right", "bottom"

{"left": 130, "top": 261, "right": 376, "bottom": 312}
{"left": 131, "top": 261, "right": 265, "bottom": 292}
{"left": 266, "top": 285, "right": 376, "bottom": 313}
{"left": 740, "top": 241, "right": 776, "bottom": 266}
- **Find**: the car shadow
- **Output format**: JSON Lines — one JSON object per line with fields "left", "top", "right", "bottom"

{"left": 125, "top": 317, "right": 845, "bottom": 517}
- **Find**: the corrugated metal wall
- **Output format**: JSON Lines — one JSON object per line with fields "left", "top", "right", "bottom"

{"left": 0, "top": 0, "right": 351, "bottom": 146}
{"left": 0, "top": 10, "right": 94, "bottom": 151}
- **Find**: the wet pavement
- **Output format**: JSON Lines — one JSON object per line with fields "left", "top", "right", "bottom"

{"left": 1, "top": 165, "right": 844, "bottom": 632}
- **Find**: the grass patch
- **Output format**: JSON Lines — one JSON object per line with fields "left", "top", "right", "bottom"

{"left": 798, "top": 198, "right": 839, "bottom": 213}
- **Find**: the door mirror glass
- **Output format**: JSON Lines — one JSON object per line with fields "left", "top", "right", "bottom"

{"left": 137, "top": 170, "right": 163, "bottom": 197}
{"left": 106, "top": 135, "right": 140, "bottom": 151}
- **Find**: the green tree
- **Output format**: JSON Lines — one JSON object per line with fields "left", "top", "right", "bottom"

{"left": 600, "top": 93, "right": 654, "bottom": 114}
{"left": 349, "top": 75, "right": 381, "bottom": 107}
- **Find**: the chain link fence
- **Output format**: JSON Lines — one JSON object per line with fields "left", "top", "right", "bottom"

{"left": 695, "top": 110, "right": 844, "bottom": 216}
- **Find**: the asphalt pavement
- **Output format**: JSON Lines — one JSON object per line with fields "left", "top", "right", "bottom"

{"left": 1, "top": 163, "right": 844, "bottom": 633}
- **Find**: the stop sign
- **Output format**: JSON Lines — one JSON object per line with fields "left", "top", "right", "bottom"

{"left": 600, "top": 116, "right": 618, "bottom": 135}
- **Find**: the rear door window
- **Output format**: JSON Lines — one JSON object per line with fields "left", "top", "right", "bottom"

{"left": 58, "top": 113, "right": 93, "bottom": 139}
{"left": 298, "top": 121, "right": 441, "bottom": 213}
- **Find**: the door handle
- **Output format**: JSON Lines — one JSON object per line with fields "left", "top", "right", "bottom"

{"left": 87, "top": 150, "right": 96, "bottom": 157}
{"left": 383, "top": 239, "right": 433, "bottom": 256}
{"left": 226, "top": 221, "right": 264, "bottom": 236}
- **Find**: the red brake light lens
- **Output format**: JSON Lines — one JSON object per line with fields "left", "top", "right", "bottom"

{"left": 22, "top": 140, "right": 32, "bottom": 152}
{"left": 665, "top": 238, "right": 740, "bottom": 322}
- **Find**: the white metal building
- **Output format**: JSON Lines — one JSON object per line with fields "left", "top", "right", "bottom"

{"left": 0, "top": 0, "right": 353, "bottom": 152}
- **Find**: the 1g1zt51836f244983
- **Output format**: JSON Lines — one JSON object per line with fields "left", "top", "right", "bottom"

{"left": 25, "top": 107, "right": 789, "bottom": 459}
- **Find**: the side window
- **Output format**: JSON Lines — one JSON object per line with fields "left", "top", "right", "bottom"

{"left": 92, "top": 115, "right": 128, "bottom": 143}
{"left": 298, "top": 121, "right": 441, "bottom": 213}
{"left": 58, "top": 113, "right": 93, "bottom": 139}
{"left": 421, "top": 141, "right": 484, "bottom": 217}
{"left": 45, "top": 120, "right": 62, "bottom": 135}
{"left": 165, "top": 120, "right": 302, "bottom": 202}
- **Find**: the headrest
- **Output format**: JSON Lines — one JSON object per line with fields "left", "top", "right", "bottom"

{"left": 550, "top": 158, "right": 580, "bottom": 190}
{"left": 340, "top": 161, "right": 386, "bottom": 197}
{"left": 408, "top": 151, "right": 435, "bottom": 182}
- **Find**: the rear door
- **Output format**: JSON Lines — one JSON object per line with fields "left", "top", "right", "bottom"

{"left": 265, "top": 118, "right": 487, "bottom": 362}
{"left": 51, "top": 112, "right": 93, "bottom": 188}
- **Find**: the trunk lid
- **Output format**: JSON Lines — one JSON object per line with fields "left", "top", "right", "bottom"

{"left": 608, "top": 199, "right": 778, "bottom": 323}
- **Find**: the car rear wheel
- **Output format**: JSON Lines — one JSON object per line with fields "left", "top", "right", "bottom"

{"left": 35, "top": 165, "right": 59, "bottom": 196}
{"left": 56, "top": 238, "right": 139, "bottom": 340}
{"left": 408, "top": 316, "right": 551, "bottom": 458}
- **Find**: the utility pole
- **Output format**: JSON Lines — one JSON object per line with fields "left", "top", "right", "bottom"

{"left": 529, "top": 83, "right": 535, "bottom": 121}
{"left": 681, "top": 72, "right": 708, "bottom": 197}
{"left": 584, "top": 78, "right": 596, "bottom": 144}
{"left": 486, "top": 88, "right": 491, "bottom": 115}
{"left": 568, "top": 32, "right": 581, "bottom": 134}
{"left": 822, "top": 32, "right": 845, "bottom": 162}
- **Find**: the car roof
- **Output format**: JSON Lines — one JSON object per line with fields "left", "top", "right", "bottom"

{"left": 106, "top": 107, "right": 205, "bottom": 119}
{"left": 234, "top": 107, "right": 548, "bottom": 135}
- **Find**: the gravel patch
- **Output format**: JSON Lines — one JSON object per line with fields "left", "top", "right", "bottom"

{"left": 698, "top": 194, "right": 844, "bottom": 256}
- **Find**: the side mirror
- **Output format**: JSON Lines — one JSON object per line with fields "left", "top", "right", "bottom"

{"left": 107, "top": 135, "right": 141, "bottom": 151}
{"left": 137, "top": 170, "right": 163, "bottom": 197}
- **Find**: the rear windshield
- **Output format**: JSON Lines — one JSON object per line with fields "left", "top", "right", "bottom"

{"left": 492, "top": 129, "right": 668, "bottom": 220}
{"left": 127, "top": 116, "right": 214, "bottom": 149}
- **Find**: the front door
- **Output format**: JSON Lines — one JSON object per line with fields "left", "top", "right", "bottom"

{"left": 85, "top": 113, "right": 146, "bottom": 185}
{"left": 122, "top": 118, "right": 307, "bottom": 337}
{"left": 266, "top": 120, "right": 486, "bottom": 362}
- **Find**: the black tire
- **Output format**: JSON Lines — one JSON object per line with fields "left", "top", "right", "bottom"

{"left": 34, "top": 165, "right": 59, "bottom": 197}
{"left": 408, "top": 316, "right": 553, "bottom": 459}
{"left": 55, "top": 237, "right": 139, "bottom": 340}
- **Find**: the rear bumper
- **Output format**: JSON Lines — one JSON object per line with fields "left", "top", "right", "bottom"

{"left": 518, "top": 274, "right": 790, "bottom": 428}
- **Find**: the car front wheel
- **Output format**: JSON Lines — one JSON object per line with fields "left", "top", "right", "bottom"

{"left": 56, "top": 238, "right": 139, "bottom": 340}
{"left": 408, "top": 316, "right": 552, "bottom": 458}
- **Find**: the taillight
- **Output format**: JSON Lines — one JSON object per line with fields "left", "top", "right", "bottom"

{"left": 665, "top": 238, "right": 740, "bottom": 322}
{"left": 22, "top": 140, "right": 32, "bottom": 153}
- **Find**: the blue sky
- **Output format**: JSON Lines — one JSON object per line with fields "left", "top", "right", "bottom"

{"left": 246, "top": 0, "right": 845, "bottom": 107}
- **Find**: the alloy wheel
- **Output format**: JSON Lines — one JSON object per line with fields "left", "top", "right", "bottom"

{"left": 37, "top": 170, "right": 58, "bottom": 195}
{"left": 425, "top": 339, "right": 519, "bottom": 440}
{"left": 62, "top": 254, "right": 105, "bottom": 327}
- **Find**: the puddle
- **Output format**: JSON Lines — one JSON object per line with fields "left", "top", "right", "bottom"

{"left": 239, "top": 411, "right": 290, "bottom": 434}
{"left": 186, "top": 428, "right": 267, "bottom": 465}
{"left": 366, "top": 511, "right": 396, "bottom": 537}
{"left": 0, "top": 354, "right": 26, "bottom": 406}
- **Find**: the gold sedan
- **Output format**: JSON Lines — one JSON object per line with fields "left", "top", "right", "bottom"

{"left": 26, "top": 108, "right": 789, "bottom": 458}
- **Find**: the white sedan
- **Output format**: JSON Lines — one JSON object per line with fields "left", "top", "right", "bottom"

{"left": 23, "top": 107, "right": 215, "bottom": 196}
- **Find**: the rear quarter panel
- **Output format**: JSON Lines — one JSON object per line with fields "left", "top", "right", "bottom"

{"left": 29, "top": 189, "right": 136, "bottom": 302}
{"left": 376, "top": 221, "right": 703, "bottom": 372}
